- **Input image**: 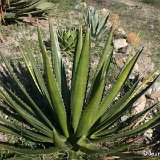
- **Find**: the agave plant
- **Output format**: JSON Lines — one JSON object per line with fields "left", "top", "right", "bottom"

{"left": 57, "top": 28, "right": 77, "bottom": 54}
{"left": 0, "top": 0, "right": 55, "bottom": 23}
{"left": 86, "top": 7, "right": 109, "bottom": 39}
{"left": 0, "top": 20, "right": 160, "bottom": 159}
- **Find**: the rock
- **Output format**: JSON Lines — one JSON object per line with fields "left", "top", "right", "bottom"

{"left": 118, "top": 46, "right": 128, "bottom": 54}
{"left": 133, "top": 63, "right": 139, "bottom": 71}
{"left": 0, "top": 133, "right": 7, "bottom": 142}
{"left": 106, "top": 21, "right": 112, "bottom": 30}
{"left": 131, "top": 95, "right": 147, "bottom": 115}
{"left": 153, "top": 108, "right": 158, "bottom": 114}
{"left": 98, "top": 8, "right": 109, "bottom": 16}
{"left": 129, "top": 74, "right": 136, "bottom": 80}
{"left": 105, "top": 84, "right": 112, "bottom": 92}
{"left": 126, "top": 46, "right": 132, "bottom": 55}
{"left": 91, "top": 42, "right": 96, "bottom": 48}
{"left": 144, "top": 129, "right": 153, "bottom": 139}
{"left": 146, "top": 88, "right": 152, "bottom": 95}
{"left": 151, "top": 82, "right": 160, "bottom": 102}
{"left": 152, "top": 82, "right": 160, "bottom": 92}
{"left": 113, "top": 52, "right": 128, "bottom": 68}
{"left": 129, "top": 72, "right": 139, "bottom": 80}
{"left": 113, "top": 39, "right": 128, "bottom": 50}
{"left": 121, "top": 115, "right": 129, "bottom": 122}
{"left": 114, "top": 27, "right": 126, "bottom": 38}
{"left": 115, "top": 57, "right": 124, "bottom": 68}
{"left": 133, "top": 53, "right": 154, "bottom": 77}
{"left": 151, "top": 90, "right": 160, "bottom": 102}
{"left": 117, "top": 28, "right": 126, "bottom": 36}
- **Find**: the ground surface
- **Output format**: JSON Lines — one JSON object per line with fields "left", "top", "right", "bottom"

{"left": 0, "top": 0, "right": 160, "bottom": 65}
{"left": 88, "top": 0, "right": 160, "bottom": 65}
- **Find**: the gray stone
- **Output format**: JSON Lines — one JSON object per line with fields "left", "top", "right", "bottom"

{"left": 114, "top": 27, "right": 127, "bottom": 38}
{"left": 113, "top": 39, "right": 128, "bottom": 50}
{"left": 131, "top": 95, "right": 147, "bottom": 115}
{"left": 144, "top": 129, "right": 153, "bottom": 139}
{"left": 152, "top": 82, "right": 160, "bottom": 93}
{"left": 113, "top": 52, "right": 128, "bottom": 68}
{"left": 116, "top": 27, "right": 126, "bottom": 36}
{"left": 121, "top": 115, "right": 129, "bottom": 122}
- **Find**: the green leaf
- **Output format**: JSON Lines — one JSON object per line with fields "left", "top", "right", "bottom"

{"left": 0, "top": 118, "right": 52, "bottom": 143}
{"left": 86, "top": 26, "right": 114, "bottom": 103}
{"left": 76, "top": 58, "right": 112, "bottom": 137}
{"left": 19, "top": 47, "right": 41, "bottom": 93}
{"left": 93, "top": 48, "right": 143, "bottom": 123}
{"left": 92, "top": 75, "right": 158, "bottom": 135}
{"left": 37, "top": 24, "right": 69, "bottom": 137}
{"left": 99, "top": 142, "right": 134, "bottom": 156}
{"left": 96, "top": 26, "right": 115, "bottom": 77}
{"left": 112, "top": 153, "right": 159, "bottom": 159}
{"left": 120, "top": 103, "right": 158, "bottom": 133}
{"left": 61, "top": 63, "right": 70, "bottom": 114}
{"left": 66, "top": 30, "right": 76, "bottom": 47}
{"left": 72, "top": 26, "right": 83, "bottom": 85}
{"left": 4, "top": 87, "right": 35, "bottom": 116}
{"left": 92, "top": 125, "right": 121, "bottom": 137}
{"left": 0, "top": 90, "right": 53, "bottom": 138}
{"left": 21, "top": 33, "right": 52, "bottom": 106}
{"left": 15, "top": 0, "right": 48, "bottom": 14}
{"left": 0, "top": 144, "right": 59, "bottom": 155}
{"left": 53, "top": 129, "right": 72, "bottom": 151}
{"left": 96, "top": 14, "right": 109, "bottom": 37}
{"left": 91, "top": 81, "right": 139, "bottom": 134}
{"left": 64, "top": 29, "right": 71, "bottom": 40}
{"left": 0, "top": 54, "right": 54, "bottom": 130}
{"left": 98, "top": 69, "right": 160, "bottom": 132}
{"left": 76, "top": 76, "right": 105, "bottom": 137}
{"left": 120, "top": 113, "right": 160, "bottom": 138}
{"left": 71, "top": 28, "right": 90, "bottom": 132}
{"left": 49, "top": 19, "right": 61, "bottom": 90}
{"left": 77, "top": 136, "right": 99, "bottom": 154}
{"left": 93, "top": 102, "right": 157, "bottom": 137}
{"left": 91, "top": 9, "right": 98, "bottom": 35}
{"left": 0, "top": 124, "right": 22, "bottom": 139}
{"left": 101, "top": 80, "right": 139, "bottom": 122}
{"left": 96, "top": 142, "right": 153, "bottom": 158}
{"left": 91, "top": 113, "right": 160, "bottom": 143}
